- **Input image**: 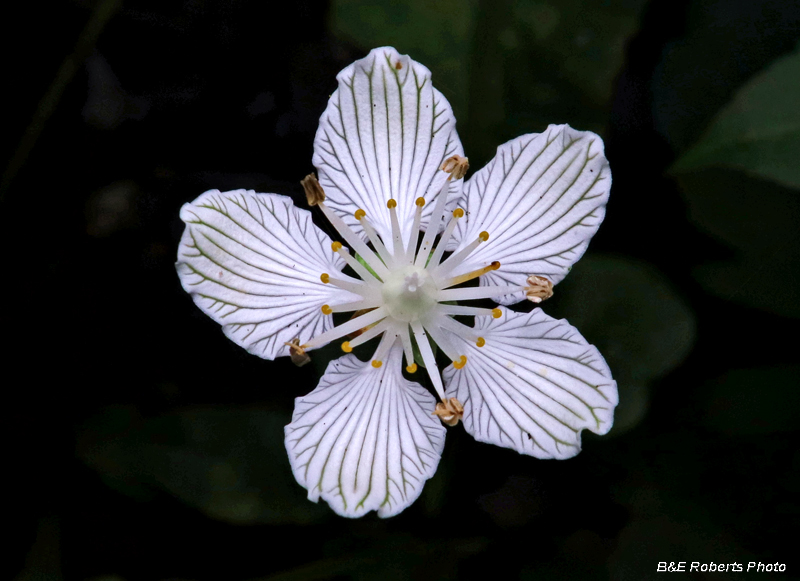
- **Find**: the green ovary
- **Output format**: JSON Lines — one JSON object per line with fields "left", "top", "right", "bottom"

{"left": 380, "top": 265, "right": 438, "bottom": 322}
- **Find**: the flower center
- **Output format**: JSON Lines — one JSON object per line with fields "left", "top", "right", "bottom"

{"left": 298, "top": 162, "right": 527, "bottom": 404}
{"left": 381, "top": 266, "right": 437, "bottom": 322}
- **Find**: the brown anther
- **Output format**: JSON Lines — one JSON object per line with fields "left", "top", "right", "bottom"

{"left": 301, "top": 173, "right": 326, "bottom": 206}
{"left": 441, "top": 155, "right": 469, "bottom": 180}
{"left": 433, "top": 397, "right": 464, "bottom": 427}
{"left": 285, "top": 338, "right": 311, "bottom": 367}
{"left": 525, "top": 275, "right": 554, "bottom": 303}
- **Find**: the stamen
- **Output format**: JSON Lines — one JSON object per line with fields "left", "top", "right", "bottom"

{"left": 492, "top": 308, "right": 502, "bottom": 318}
{"left": 427, "top": 208, "right": 463, "bottom": 269}
{"left": 321, "top": 304, "right": 332, "bottom": 315}
{"left": 370, "top": 329, "right": 397, "bottom": 368}
{"left": 325, "top": 273, "right": 380, "bottom": 299}
{"left": 435, "top": 304, "right": 498, "bottom": 317}
{"left": 406, "top": 363, "right": 418, "bottom": 373}
{"left": 410, "top": 320, "right": 445, "bottom": 400}
{"left": 440, "top": 155, "right": 469, "bottom": 180}
{"left": 346, "top": 318, "right": 391, "bottom": 349}
{"left": 284, "top": 338, "right": 311, "bottom": 367}
{"left": 414, "top": 173, "right": 450, "bottom": 267}
{"left": 341, "top": 341, "right": 352, "bottom": 353}
{"left": 300, "top": 173, "right": 325, "bottom": 206}
{"left": 405, "top": 197, "right": 425, "bottom": 259}
{"left": 387, "top": 199, "right": 406, "bottom": 260}
{"left": 437, "top": 284, "right": 525, "bottom": 302}
{"left": 476, "top": 337, "right": 485, "bottom": 347}
{"left": 301, "top": 306, "right": 387, "bottom": 350}
{"left": 333, "top": 245, "right": 382, "bottom": 284}
{"left": 423, "top": 321, "right": 462, "bottom": 363}
{"left": 525, "top": 275, "right": 554, "bottom": 303}
{"left": 317, "top": 201, "right": 389, "bottom": 278}
{"left": 432, "top": 231, "right": 490, "bottom": 279}
{"left": 356, "top": 210, "right": 394, "bottom": 268}
{"left": 434, "top": 313, "right": 481, "bottom": 343}
{"left": 433, "top": 397, "right": 464, "bottom": 427}
{"left": 452, "top": 355, "right": 467, "bottom": 369}
{"left": 440, "top": 261, "right": 500, "bottom": 288}
{"left": 328, "top": 297, "right": 382, "bottom": 313}
{"left": 320, "top": 273, "right": 330, "bottom": 284}
{"left": 398, "top": 324, "right": 415, "bottom": 370}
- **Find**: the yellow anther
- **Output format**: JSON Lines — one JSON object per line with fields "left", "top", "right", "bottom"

{"left": 415, "top": 197, "right": 425, "bottom": 207}
{"left": 341, "top": 341, "right": 352, "bottom": 353}
{"left": 492, "top": 308, "right": 502, "bottom": 319}
{"left": 321, "top": 304, "right": 332, "bottom": 315}
{"left": 476, "top": 337, "right": 485, "bottom": 347}
{"left": 406, "top": 363, "right": 418, "bottom": 373}
{"left": 452, "top": 355, "right": 467, "bottom": 369}
{"left": 479, "top": 231, "right": 489, "bottom": 242}
{"left": 387, "top": 199, "right": 397, "bottom": 209}
{"left": 320, "top": 273, "right": 330, "bottom": 284}
{"left": 453, "top": 208, "right": 464, "bottom": 218}
{"left": 372, "top": 360, "right": 383, "bottom": 368}
{"left": 354, "top": 209, "right": 366, "bottom": 220}
{"left": 331, "top": 241, "right": 342, "bottom": 252}
{"left": 491, "top": 261, "right": 501, "bottom": 270}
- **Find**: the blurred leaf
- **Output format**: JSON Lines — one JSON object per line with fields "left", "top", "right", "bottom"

{"left": 672, "top": 44, "right": 800, "bottom": 189}
{"left": 466, "top": 0, "right": 648, "bottom": 163}
{"left": 547, "top": 255, "right": 696, "bottom": 435}
{"left": 652, "top": 0, "right": 800, "bottom": 153}
{"left": 252, "top": 535, "right": 487, "bottom": 581}
{"left": 703, "top": 366, "right": 800, "bottom": 436}
{"left": 329, "top": 0, "right": 477, "bottom": 120}
{"left": 78, "top": 406, "right": 329, "bottom": 525}
{"left": 14, "top": 518, "right": 61, "bottom": 581}
{"left": 678, "top": 168, "right": 800, "bottom": 318}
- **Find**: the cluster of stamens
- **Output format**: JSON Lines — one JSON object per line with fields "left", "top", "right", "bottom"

{"left": 294, "top": 158, "right": 542, "bottom": 418}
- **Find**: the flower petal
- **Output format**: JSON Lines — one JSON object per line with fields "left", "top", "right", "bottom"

{"left": 176, "top": 189, "right": 358, "bottom": 359}
{"left": 443, "top": 307, "right": 617, "bottom": 459}
{"left": 285, "top": 345, "right": 446, "bottom": 518}
{"left": 450, "top": 125, "right": 611, "bottom": 304}
{"left": 313, "top": 46, "right": 464, "bottom": 245}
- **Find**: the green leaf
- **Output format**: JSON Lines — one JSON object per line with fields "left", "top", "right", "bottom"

{"left": 355, "top": 252, "right": 382, "bottom": 281}
{"left": 547, "top": 255, "right": 696, "bottom": 435}
{"left": 465, "top": 0, "right": 649, "bottom": 163}
{"left": 672, "top": 44, "right": 800, "bottom": 189}
{"left": 677, "top": 168, "right": 800, "bottom": 318}
{"left": 77, "top": 406, "right": 329, "bottom": 525}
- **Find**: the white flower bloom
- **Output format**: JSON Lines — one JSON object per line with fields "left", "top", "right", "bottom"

{"left": 176, "top": 47, "right": 618, "bottom": 518}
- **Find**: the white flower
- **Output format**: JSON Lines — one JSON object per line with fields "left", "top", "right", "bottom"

{"left": 176, "top": 47, "right": 618, "bottom": 518}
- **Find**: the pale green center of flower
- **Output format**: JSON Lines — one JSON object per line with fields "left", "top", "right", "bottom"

{"left": 381, "top": 266, "right": 438, "bottom": 322}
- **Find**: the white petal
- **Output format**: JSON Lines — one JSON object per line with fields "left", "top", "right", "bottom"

{"left": 443, "top": 307, "right": 617, "bottom": 459}
{"left": 313, "top": 46, "right": 464, "bottom": 246}
{"left": 285, "top": 345, "right": 446, "bottom": 518}
{"left": 176, "top": 189, "right": 359, "bottom": 359}
{"left": 450, "top": 125, "right": 611, "bottom": 304}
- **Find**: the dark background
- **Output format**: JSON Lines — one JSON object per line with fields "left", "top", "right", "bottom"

{"left": 5, "top": 0, "right": 799, "bottom": 579}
